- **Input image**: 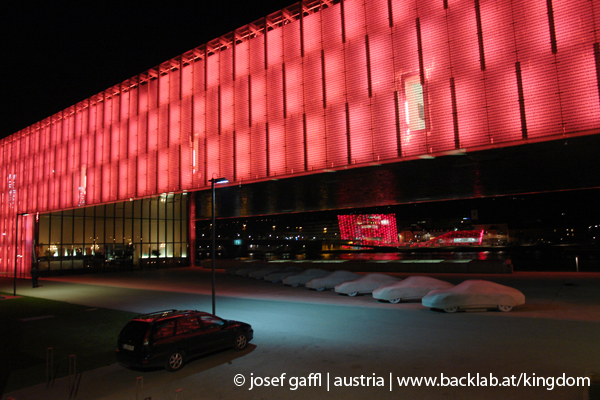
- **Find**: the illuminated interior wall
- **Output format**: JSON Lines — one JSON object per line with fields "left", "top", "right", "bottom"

{"left": 1, "top": 0, "right": 598, "bottom": 274}
{"left": 338, "top": 214, "right": 399, "bottom": 245}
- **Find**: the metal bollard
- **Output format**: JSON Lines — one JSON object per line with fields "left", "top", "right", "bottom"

{"left": 135, "top": 376, "right": 143, "bottom": 400}
{"left": 68, "top": 354, "right": 76, "bottom": 399}
{"left": 46, "top": 347, "right": 54, "bottom": 388}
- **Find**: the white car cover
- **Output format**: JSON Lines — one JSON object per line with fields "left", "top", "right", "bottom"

{"left": 248, "top": 266, "right": 283, "bottom": 279}
{"left": 422, "top": 280, "right": 525, "bottom": 311}
{"left": 235, "top": 265, "right": 266, "bottom": 277}
{"left": 282, "top": 268, "right": 330, "bottom": 286}
{"left": 306, "top": 270, "right": 362, "bottom": 290}
{"left": 264, "top": 267, "right": 305, "bottom": 282}
{"left": 335, "top": 273, "right": 401, "bottom": 295}
{"left": 373, "top": 276, "right": 454, "bottom": 302}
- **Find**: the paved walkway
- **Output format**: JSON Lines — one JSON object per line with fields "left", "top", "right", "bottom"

{"left": 2, "top": 268, "right": 600, "bottom": 400}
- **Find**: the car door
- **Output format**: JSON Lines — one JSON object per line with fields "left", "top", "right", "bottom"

{"left": 198, "top": 315, "right": 234, "bottom": 352}
{"left": 173, "top": 316, "right": 204, "bottom": 357}
{"left": 150, "top": 319, "right": 177, "bottom": 360}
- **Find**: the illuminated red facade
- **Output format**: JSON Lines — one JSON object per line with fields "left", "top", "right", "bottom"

{"left": 1, "top": 0, "right": 599, "bottom": 275}
{"left": 338, "top": 214, "right": 400, "bottom": 246}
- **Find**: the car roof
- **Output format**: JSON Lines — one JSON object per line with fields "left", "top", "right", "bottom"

{"left": 130, "top": 309, "right": 212, "bottom": 323}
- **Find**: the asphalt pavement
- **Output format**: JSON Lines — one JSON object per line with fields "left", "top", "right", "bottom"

{"left": 2, "top": 267, "right": 600, "bottom": 400}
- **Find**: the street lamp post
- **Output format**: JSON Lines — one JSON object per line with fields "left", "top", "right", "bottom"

{"left": 14, "top": 212, "right": 29, "bottom": 296}
{"left": 209, "top": 177, "right": 228, "bottom": 315}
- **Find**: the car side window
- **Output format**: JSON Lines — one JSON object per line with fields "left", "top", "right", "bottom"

{"left": 200, "top": 315, "right": 225, "bottom": 329}
{"left": 152, "top": 320, "right": 176, "bottom": 340}
{"left": 175, "top": 316, "right": 202, "bottom": 335}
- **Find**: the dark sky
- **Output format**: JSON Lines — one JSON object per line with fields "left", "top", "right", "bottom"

{"left": 1, "top": 1, "right": 288, "bottom": 139}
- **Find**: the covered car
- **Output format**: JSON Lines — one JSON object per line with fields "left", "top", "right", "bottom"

{"left": 421, "top": 280, "right": 526, "bottom": 313}
{"left": 264, "top": 267, "right": 305, "bottom": 283}
{"left": 306, "top": 270, "right": 362, "bottom": 291}
{"left": 335, "top": 273, "right": 401, "bottom": 297}
{"left": 235, "top": 265, "right": 266, "bottom": 277}
{"left": 248, "top": 266, "right": 283, "bottom": 279}
{"left": 226, "top": 264, "right": 258, "bottom": 275}
{"left": 373, "top": 276, "right": 454, "bottom": 303}
{"left": 282, "top": 268, "right": 330, "bottom": 287}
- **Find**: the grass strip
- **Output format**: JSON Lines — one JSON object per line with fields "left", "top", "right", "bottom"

{"left": 0, "top": 292, "right": 138, "bottom": 394}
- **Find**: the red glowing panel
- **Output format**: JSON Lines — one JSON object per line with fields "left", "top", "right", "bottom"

{"left": 338, "top": 214, "right": 399, "bottom": 246}
{"left": 119, "top": 159, "right": 129, "bottom": 200}
{"left": 303, "top": 11, "right": 321, "bottom": 55}
{"left": 206, "top": 134, "right": 220, "bottom": 180}
{"left": 251, "top": 122, "right": 267, "bottom": 178}
{"left": 235, "top": 131, "right": 252, "bottom": 181}
{"left": 180, "top": 142, "right": 193, "bottom": 189}
{"left": 220, "top": 130, "right": 234, "bottom": 182}
{"left": 285, "top": 114, "right": 304, "bottom": 174}
{"left": 268, "top": 121, "right": 285, "bottom": 176}
{"left": 344, "top": 0, "right": 366, "bottom": 41}
{"left": 169, "top": 101, "right": 181, "bottom": 147}
{"left": 158, "top": 150, "right": 169, "bottom": 193}
{"left": 553, "top": 0, "right": 599, "bottom": 133}
{"left": 305, "top": 109, "right": 327, "bottom": 171}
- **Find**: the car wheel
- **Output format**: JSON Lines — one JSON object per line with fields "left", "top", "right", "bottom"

{"left": 234, "top": 333, "right": 248, "bottom": 351}
{"left": 444, "top": 306, "right": 459, "bottom": 313}
{"left": 497, "top": 305, "right": 513, "bottom": 312}
{"left": 166, "top": 350, "right": 185, "bottom": 372}
{"left": 292, "top": 283, "right": 300, "bottom": 287}
{"left": 389, "top": 298, "right": 401, "bottom": 304}
{"left": 316, "top": 287, "right": 325, "bottom": 291}
{"left": 347, "top": 292, "right": 358, "bottom": 297}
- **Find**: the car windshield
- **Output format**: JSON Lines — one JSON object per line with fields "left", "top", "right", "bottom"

{"left": 120, "top": 321, "right": 150, "bottom": 342}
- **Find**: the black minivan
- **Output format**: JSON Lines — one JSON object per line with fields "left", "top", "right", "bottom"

{"left": 116, "top": 309, "right": 253, "bottom": 371}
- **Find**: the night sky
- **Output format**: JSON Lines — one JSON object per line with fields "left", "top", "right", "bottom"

{"left": 1, "top": 0, "right": 289, "bottom": 139}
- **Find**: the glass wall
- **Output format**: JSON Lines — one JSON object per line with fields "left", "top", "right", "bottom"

{"left": 37, "top": 193, "right": 188, "bottom": 272}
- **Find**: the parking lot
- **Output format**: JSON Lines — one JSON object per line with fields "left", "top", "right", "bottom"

{"left": 2, "top": 267, "right": 600, "bottom": 399}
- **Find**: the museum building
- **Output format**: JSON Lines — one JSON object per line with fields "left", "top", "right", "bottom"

{"left": 1, "top": 0, "right": 598, "bottom": 276}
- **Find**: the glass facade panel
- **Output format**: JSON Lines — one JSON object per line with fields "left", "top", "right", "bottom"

{"left": 115, "top": 218, "right": 124, "bottom": 243}
{"left": 124, "top": 219, "right": 133, "bottom": 244}
{"left": 133, "top": 219, "right": 141, "bottom": 242}
{"left": 151, "top": 219, "right": 158, "bottom": 243}
{"left": 150, "top": 199, "right": 159, "bottom": 219}
{"left": 142, "top": 219, "right": 150, "bottom": 246}
{"left": 50, "top": 215, "right": 62, "bottom": 247}
{"left": 114, "top": 203, "right": 124, "bottom": 218}
{"left": 105, "top": 218, "right": 114, "bottom": 242}
{"left": 159, "top": 198, "right": 167, "bottom": 219}
{"left": 174, "top": 220, "right": 181, "bottom": 243}
{"left": 62, "top": 213, "right": 73, "bottom": 244}
{"left": 34, "top": 194, "right": 188, "bottom": 270}
{"left": 39, "top": 215, "right": 50, "bottom": 248}
{"left": 105, "top": 203, "right": 115, "bottom": 217}
{"left": 74, "top": 215, "right": 84, "bottom": 246}
{"left": 142, "top": 198, "right": 151, "bottom": 219}
{"left": 166, "top": 220, "right": 173, "bottom": 243}
{"left": 132, "top": 200, "right": 141, "bottom": 219}
{"left": 84, "top": 217, "right": 95, "bottom": 248}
